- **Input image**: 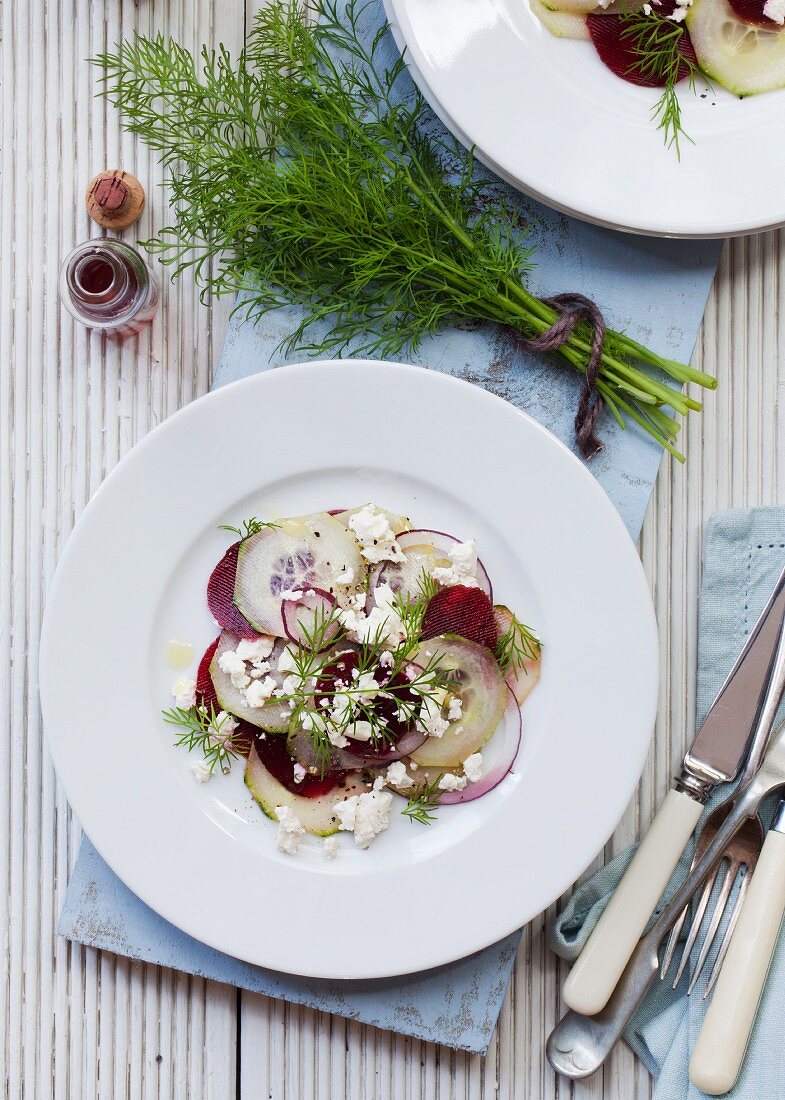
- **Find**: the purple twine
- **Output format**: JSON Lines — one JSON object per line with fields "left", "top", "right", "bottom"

{"left": 510, "top": 293, "right": 606, "bottom": 461}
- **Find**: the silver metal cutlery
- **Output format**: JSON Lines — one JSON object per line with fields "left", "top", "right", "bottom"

{"left": 547, "top": 568, "right": 785, "bottom": 1080}
{"left": 562, "top": 563, "right": 785, "bottom": 1018}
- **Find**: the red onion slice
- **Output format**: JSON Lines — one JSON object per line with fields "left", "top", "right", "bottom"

{"left": 336, "top": 726, "right": 428, "bottom": 768}
{"left": 438, "top": 688, "right": 522, "bottom": 804}
{"left": 281, "top": 587, "right": 339, "bottom": 646}
{"left": 397, "top": 529, "right": 493, "bottom": 600}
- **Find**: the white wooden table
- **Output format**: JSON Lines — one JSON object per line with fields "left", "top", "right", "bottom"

{"left": 3, "top": 1, "right": 784, "bottom": 1096}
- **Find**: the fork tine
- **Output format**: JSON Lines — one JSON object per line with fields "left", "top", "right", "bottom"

{"left": 687, "top": 862, "right": 737, "bottom": 994}
{"left": 671, "top": 867, "right": 720, "bottom": 989}
{"left": 660, "top": 906, "right": 690, "bottom": 982}
{"left": 703, "top": 870, "right": 750, "bottom": 998}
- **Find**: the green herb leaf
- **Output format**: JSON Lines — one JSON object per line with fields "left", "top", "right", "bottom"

{"left": 402, "top": 773, "right": 444, "bottom": 825}
{"left": 495, "top": 612, "right": 541, "bottom": 676}
{"left": 218, "top": 516, "right": 279, "bottom": 540}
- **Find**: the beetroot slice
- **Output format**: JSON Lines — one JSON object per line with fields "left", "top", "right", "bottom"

{"left": 727, "top": 0, "right": 778, "bottom": 25}
{"left": 252, "top": 731, "right": 351, "bottom": 798}
{"left": 196, "top": 636, "right": 221, "bottom": 712}
{"left": 207, "top": 543, "right": 259, "bottom": 640}
{"left": 421, "top": 586, "right": 498, "bottom": 650}
{"left": 587, "top": 11, "right": 698, "bottom": 87}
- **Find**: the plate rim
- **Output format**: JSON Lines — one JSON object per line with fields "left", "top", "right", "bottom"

{"left": 40, "top": 359, "right": 658, "bottom": 979}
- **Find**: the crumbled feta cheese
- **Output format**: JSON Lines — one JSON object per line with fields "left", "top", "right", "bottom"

{"left": 171, "top": 675, "right": 197, "bottom": 709}
{"left": 279, "top": 673, "right": 303, "bottom": 697}
{"left": 277, "top": 646, "right": 299, "bottom": 674}
{"left": 347, "top": 504, "right": 404, "bottom": 564}
{"left": 245, "top": 675, "right": 278, "bottom": 708}
{"left": 418, "top": 697, "right": 450, "bottom": 739}
{"left": 333, "top": 777, "right": 393, "bottom": 848}
{"left": 218, "top": 649, "right": 250, "bottom": 689}
{"left": 334, "top": 566, "right": 355, "bottom": 585}
{"left": 379, "top": 650, "right": 394, "bottom": 670}
{"left": 447, "top": 696, "right": 463, "bottom": 722}
{"left": 339, "top": 582, "right": 405, "bottom": 646}
{"left": 386, "top": 760, "right": 413, "bottom": 789}
{"left": 208, "top": 710, "right": 239, "bottom": 747}
{"left": 643, "top": 3, "right": 652, "bottom": 12}
{"left": 190, "top": 758, "right": 213, "bottom": 783}
{"left": 236, "top": 636, "right": 275, "bottom": 662}
{"left": 281, "top": 589, "right": 306, "bottom": 601}
{"left": 463, "top": 753, "right": 483, "bottom": 783}
{"left": 438, "top": 772, "right": 468, "bottom": 792}
{"left": 275, "top": 805, "right": 306, "bottom": 855}
{"left": 668, "top": 0, "right": 691, "bottom": 20}
{"left": 323, "top": 835, "right": 340, "bottom": 859}
{"left": 293, "top": 763, "right": 307, "bottom": 784}
{"left": 350, "top": 720, "right": 374, "bottom": 741}
{"left": 331, "top": 692, "right": 356, "bottom": 727}
{"left": 410, "top": 760, "right": 419, "bottom": 771}
{"left": 764, "top": 0, "right": 785, "bottom": 20}
{"left": 431, "top": 539, "right": 479, "bottom": 588}
{"left": 355, "top": 671, "right": 380, "bottom": 702}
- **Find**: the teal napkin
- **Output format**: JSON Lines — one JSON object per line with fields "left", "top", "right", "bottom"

{"left": 551, "top": 507, "right": 785, "bottom": 1098}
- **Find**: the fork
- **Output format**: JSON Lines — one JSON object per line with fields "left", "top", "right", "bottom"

{"left": 659, "top": 803, "right": 764, "bottom": 997}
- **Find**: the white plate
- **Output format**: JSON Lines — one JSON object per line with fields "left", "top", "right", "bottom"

{"left": 384, "top": 0, "right": 785, "bottom": 237}
{"left": 40, "top": 361, "right": 657, "bottom": 979}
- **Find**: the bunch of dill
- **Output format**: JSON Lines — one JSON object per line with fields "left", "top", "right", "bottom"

{"left": 94, "top": 0, "right": 715, "bottom": 459}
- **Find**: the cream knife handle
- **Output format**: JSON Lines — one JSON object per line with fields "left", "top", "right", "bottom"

{"left": 690, "top": 826, "right": 785, "bottom": 1097}
{"left": 563, "top": 789, "right": 702, "bottom": 1016}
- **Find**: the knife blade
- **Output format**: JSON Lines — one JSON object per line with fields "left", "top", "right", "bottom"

{"left": 561, "top": 561, "right": 785, "bottom": 1017}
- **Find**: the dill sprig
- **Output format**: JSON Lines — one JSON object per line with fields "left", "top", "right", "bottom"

{"left": 496, "top": 613, "right": 541, "bottom": 676}
{"left": 276, "top": 596, "right": 455, "bottom": 773}
{"left": 163, "top": 703, "right": 246, "bottom": 775}
{"left": 93, "top": 0, "right": 717, "bottom": 461}
{"left": 218, "top": 516, "right": 279, "bottom": 540}
{"left": 619, "top": 11, "right": 706, "bottom": 157}
{"left": 402, "top": 774, "right": 444, "bottom": 825}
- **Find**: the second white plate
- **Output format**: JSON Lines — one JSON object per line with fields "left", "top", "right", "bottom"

{"left": 384, "top": 0, "right": 785, "bottom": 237}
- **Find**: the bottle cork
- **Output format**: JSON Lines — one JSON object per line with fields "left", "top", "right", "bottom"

{"left": 86, "top": 170, "right": 145, "bottom": 229}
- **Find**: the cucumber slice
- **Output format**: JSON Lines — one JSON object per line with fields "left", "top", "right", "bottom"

{"left": 410, "top": 634, "right": 507, "bottom": 767}
{"left": 209, "top": 630, "right": 291, "bottom": 732}
{"left": 493, "top": 605, "right": 542, "bottom": 705}
{"left": 233, "top": 512, "right": 366, "bottom": 635}
{"left": 245, "top": 743, "right": 370, "bottom": 836}
{"left": 687, "top": 0, "right": 785, "bottom": 94}
{"left": 531, "top": 0, "right": 590, "bottom": 38}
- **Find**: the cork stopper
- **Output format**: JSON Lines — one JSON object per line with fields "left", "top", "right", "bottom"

{"left": 86, "top": 170, "right": 145, "bottom": 229}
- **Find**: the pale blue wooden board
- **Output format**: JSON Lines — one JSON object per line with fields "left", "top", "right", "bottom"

{"left": 58, "top": 0, "right": 722, "bottom": 1054}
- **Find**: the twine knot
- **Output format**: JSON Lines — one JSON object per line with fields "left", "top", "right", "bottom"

{"left": 511, "top": 293, "right": 606, "bottom": 461}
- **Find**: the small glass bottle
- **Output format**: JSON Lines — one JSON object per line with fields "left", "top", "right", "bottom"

{"left": 59, "top": 239, "right": 159, "bottom": 337}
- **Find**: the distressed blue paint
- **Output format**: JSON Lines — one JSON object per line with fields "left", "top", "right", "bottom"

{"left": 58, "top": 0, "right": 722, "bottom": 1052}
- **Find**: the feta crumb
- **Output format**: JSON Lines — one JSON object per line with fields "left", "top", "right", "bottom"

{"left": 190, "top": 758, "right": 213, "bottom": 783}
{"left": 379, "top": 650, "right": 394, "bottom": 670}
{"left": 333, "top": 777, "right": 393, "bottom": 848}
{"left": 323, "top": 835, "right": 340, "bottom": 859}
{"left": 208, "top": 710, "right": 239, "bottom": 747}
{"left": 349, "top": 720, "right": 374, "bottom": 741}
{"left": 280, "top": 589, "right": 306, "bottom": 602}
{"left": 339, "top": 582, "right": 405, "bottom": 647}
{"left": 171, "top": 676, "right": 197, "bottom": 709}
{"left": 463, "top": 753, "right": 483, "bottom": 783}
{"left": 334, "top": 566, "right": 355, "bottom": 585}
{"left": 447, "top": 696, "right": 463, "bottom": 722}
{"left": 218, "top": 649, "right": 250, "bottom": 689}
{"left": 293, "top": 763, "right": 307, "bottom": 784}
{"left": 409, "top": 760, "right": 419, "bottom": 771}
{"left": 438, "top": 772, "right": 468, "bottom": 792}
{"left": 643, "top": 3, "right": 652, "bottom": 12}
{"left": 245, "top": 675, "right": 278, "bottom": 708}
{"left": 275, "top": 804, "right": 306, "bottom": 855}
{"left": 418, "top": 697, "right": 450, "bottom": 739}
{"left": 236, "top": 636, "right": 275, "bottom": 662}
{"left": 347, "top": 504, "right": 404, "bottom": 564}
{"left": 431, "top": 539, "right": 479, "bottom": 589}
{"left": 764, "top": 0, "right": 785, "bottom": 21}
{"left": 386, "top": 760, "right": 413, "bottom": 789}
{"left": 355, "top": 671, "right": 380, "bottom": 702}
{"left": 277, "top": 646, "right": 299, "bottom": 674}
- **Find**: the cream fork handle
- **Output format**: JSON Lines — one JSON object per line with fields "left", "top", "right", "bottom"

{"left": 690, "top": 825, "right": 785, "bottom": 1096}
{"left": 563, "top": 789, "right": 702, "bottom": 1016}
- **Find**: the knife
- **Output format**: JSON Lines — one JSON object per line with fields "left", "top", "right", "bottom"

{"left": 690, "top": 797, "right": 785, "bottom": 1095}
{"left": 562, "top": 563, "right": 785, "bottom": 1017}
